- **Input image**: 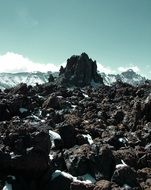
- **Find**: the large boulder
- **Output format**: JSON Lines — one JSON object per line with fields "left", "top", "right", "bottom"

{"left": 9, "top": 83, "right": 28, "bottom": 95}
{"left": 58, "top": 123, "right": 76, "bottom": 148}
{"left": 0, "top": 102, "right": 11, "bottom": 121}
{"left": 0, "top": 127, "right": 52, "bottom": 179}
{"left": 63, "top": 144, "right": 115, "bottom": 179}
{"left": 42, "top": 95, "right": 60, "bottom": 110}
{"left": 111, "top": 165, "right": 140, "bottom": 188}
{"left": 59, "top": 53, "right": 103, "bottom": 87}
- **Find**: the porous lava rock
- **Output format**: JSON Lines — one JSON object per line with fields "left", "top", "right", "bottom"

{"left": 0, "top": 68, "right": 151, "bottom": 190}
{"left": 0, "top": 127, "right": 52, "bottom": 179}
{"left": 63, "top": 144, "right": 115, "bottom": 180}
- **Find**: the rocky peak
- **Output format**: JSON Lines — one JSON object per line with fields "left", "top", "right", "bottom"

{"left": 121, "top": 69, "right": 139, "bottom": 79}
{"left": 59, "top": 53, "right": 103, "bottom": 87}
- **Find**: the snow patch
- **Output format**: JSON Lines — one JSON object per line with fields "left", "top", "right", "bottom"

{"left": 3, "top": 176, "right": 16, "bottom": 190}
{"left": 83, "top": 93, "right": 89, "bottom": 98}
{"left": 71, "top": 105, "right": 77, "bottom": 109}
{"left": 51, "top": 170, "right": 95, "bottom": 184}
{"left": 118, "top": 137, "right": 128, "bottom": 144}
{"left": 3, "top": 182, "right": 12, "bottom": 190}
{"left": 31, "top": 115, "right": 41, "bottom": 121}
{"left": 122, "top": 184, "right": 132, "bottom": 189}
{"left": 82, "top": 134, "right": 93, "bottom": 145}
{"left": 116, "top": 160, "right": 127, "bottom": 169}
{"left": 49, "top": 153, "right": 54, "bottom": 160}
{"left": 49, "top": 130, "right": 61, "bottom": 140}
{"left": 81, "top": 173, "right": 96, "bottom": 183}
{"left": 57, "top": 96, "right": 63, "bottom": 99}
{"left": 49, "top": 130, "right": 61, "bottom": 148}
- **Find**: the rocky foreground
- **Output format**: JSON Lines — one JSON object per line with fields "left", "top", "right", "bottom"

{"left": 0, "top": 53, "right": 151, "bottom": 190}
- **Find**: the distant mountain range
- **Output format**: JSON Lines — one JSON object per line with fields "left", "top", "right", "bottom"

{"left": 0, "top": 69, "right": 149, "bottom": 90}
{"left": 100, "top": 69, "right": 148, "bottom": 86}
{"left": 0, "top": 72, "right": 50, "bottom": 90}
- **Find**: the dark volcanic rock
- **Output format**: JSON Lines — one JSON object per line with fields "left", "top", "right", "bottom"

{"left": 113, "top": 149, "right": 137, "bottom": 169}
{"left": 0, "top": 93, "right": 31, "bottom": 121}
{"left": 42, "top": 95, "right": 60, "bottom": 110}
{"left": 63, "top": 144, "right": 115, "bottom": 180}
{"left": 58, "top": 123, "right": 76, "bottom": 148}
{"left": 10, "top": 147, "right": 49, "bottom": 177}
{"left": 47, "top": 174, "right": 72, "bottom": 190}
{"left": 59, "top": 53, "right": 103, "bottom": 87}
{"left": 0, "top": 103, "right": 11, "bottom": 121}
{"left": 9, "top": 83, "right": 28, "bottom": 95}
{"left": 0, "top": 126, "right": 52, "bottom": 181}
{"left": 0, "top": 151, "right": 11, "bottom": 175}
{"left": 111, "top": 166, "right": 140, "bottom": 188}
{"left": 48, "top": 74, "right": 54, "bottom": 82}
{"left": 0, "top": 65, "right": 151, "bottom": 190}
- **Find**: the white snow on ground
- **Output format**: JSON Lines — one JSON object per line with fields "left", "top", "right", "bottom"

{"left": 31, "top": 115, "right": 41, "bottom": 121}
{"left": 71, "top": 105, "right": 77, "bottom": 109}
{"left": 81, "top": 173, "right": 96, "bottom": 183}
{"left": 3, "top": 176, "right": 16, "bottom": 190}
{"left": 49, "top": 130, "right": 61, "bottom": 140}
{"left": 116, "top": 160, "right": 127, "bottom": 169}
{"left": 3, "top": 182, "right": 12, "bottom": 190}
{"left": 82, "top": 93, "right": 89, "bottom": 98}
{"left": 49, "top": 153, "right": 54, "bottom": 160}
{"left": 51, "top": 170, "right": 96, "bottom": 184}
{"left": 49, "top": 130, "right": 61, "bottom": 148}
{"left": 82, "top": 134, "right": 93, "bottom": 145}
{"left": 122, "top": 184, "right": 132, "bottom": 189}
{"left": 118, "top": 137, "right": 128, "bottom": 145}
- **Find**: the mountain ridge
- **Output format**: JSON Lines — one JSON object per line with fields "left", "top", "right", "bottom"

{"left": 0, "top": 69, "right": 149, "bottom": 90}
{"left": 100, "top": 69, "right": 148, "bottom": 86}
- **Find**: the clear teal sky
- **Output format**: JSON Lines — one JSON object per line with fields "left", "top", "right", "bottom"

{"left": 0, "top": 0, "right": 151, "bottom": 77}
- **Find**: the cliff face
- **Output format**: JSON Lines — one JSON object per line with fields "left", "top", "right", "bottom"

{"left": 59, "top": 53, "right": 104, "bottom": 87}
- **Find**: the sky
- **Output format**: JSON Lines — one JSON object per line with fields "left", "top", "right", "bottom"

{"left": 0, "top": 0, "right": 151, "bottom": 78}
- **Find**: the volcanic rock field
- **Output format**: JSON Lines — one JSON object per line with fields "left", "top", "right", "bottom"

{"left": 0, "top": 53, "right": 151, "bottom": 190}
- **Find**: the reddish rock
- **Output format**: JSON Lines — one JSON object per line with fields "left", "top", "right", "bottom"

{"left": 70, "top": 182, "right": 95, "bottom": 190}
{"left": 94, "top": 180, "right": 111, "bottom": 190}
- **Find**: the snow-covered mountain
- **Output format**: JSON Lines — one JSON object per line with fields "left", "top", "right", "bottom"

{"left": 0, "top": 69, "right": 149, "bottom": 90}
{"left": 100, "top": 69, "right": 148, "bottom": 86}
{"left": 0, "top": 72, "right": 51, "bottom": 90}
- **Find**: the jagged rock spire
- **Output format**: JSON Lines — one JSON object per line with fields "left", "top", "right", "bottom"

{"left": 59, "top": 52, "right": 103, "bottom": 87}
